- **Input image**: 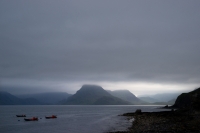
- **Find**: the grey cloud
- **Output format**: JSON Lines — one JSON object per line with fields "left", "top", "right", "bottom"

{"left": 0, "top": 0, "right": 200, "bottom": 94}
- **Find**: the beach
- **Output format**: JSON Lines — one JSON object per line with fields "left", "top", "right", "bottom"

{"left": 109, "top": 109, "right": 200, "bottom": 133}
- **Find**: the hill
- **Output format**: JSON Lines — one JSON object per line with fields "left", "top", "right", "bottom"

{"left": 0, "top": 91, "right": 42, "bottom": 105}
{"left": 107, "top": 90, "right": 147, "bottom": 104}
{"left": 62, "top": 85, "right": 130, "bottom": 105}
{"left": 17, "top": 92, "right": 72, "bottom": 104}
{"left": 172, "top": 87, "right": 200, "bottom": 110}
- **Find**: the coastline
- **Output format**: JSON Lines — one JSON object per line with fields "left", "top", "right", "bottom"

{"left": 109, "top": 109, "right": 200, "bottom": 133}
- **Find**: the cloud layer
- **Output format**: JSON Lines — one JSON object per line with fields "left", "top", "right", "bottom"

{"left": 0, "top": 0, "right": 200, "bottom": 94}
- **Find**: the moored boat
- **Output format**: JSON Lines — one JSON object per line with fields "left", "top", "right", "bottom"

{"left": 16, "top": 115, "right": 26, "bottom": 117}
{"left": 24, "top": 117, "right": 38, "bottom": 121}
{"left": 45, "top": 115, "right": 57, "bottom": 119}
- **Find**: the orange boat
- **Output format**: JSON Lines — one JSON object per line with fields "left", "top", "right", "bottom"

{"left": 24, "top": 117, "right": 38, "bottom": 121}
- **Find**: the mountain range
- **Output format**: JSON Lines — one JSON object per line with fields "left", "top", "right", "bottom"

{"left": 1, "top": 85, "right": 199, "bottom": 110}
{"left": 1, "top": 84, "right": 187, "bottom": 105}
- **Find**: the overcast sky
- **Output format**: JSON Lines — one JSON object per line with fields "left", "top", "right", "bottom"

{"left": 0, "top": 0, "right": 200, "bottom": 95}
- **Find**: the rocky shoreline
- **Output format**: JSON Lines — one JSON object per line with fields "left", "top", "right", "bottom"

{"left": 108, "top": 109, "right": 200, "bottom": 133}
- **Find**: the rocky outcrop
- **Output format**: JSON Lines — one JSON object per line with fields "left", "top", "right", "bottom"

{"left": 172, "top": 87, "right": 200, "bottom": 110}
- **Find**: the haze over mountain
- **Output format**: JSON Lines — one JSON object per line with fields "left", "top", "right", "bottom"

{"left": 0, "top": 91, "right": 42, "bottom": 105}
{"left": 62, "top": 85, "right": 130, "bottom": 105}
{"left": 138, "top": 96, "right": 159, "bottom": 103}
{"left": 138, "top": 93, "right": 180, "bottom": 103}
{"left": 138, "top": 97, "right": 159, "bottom": 103}
{"left": 107, "top": 90, "right": 146, "bottom": 104}
{"left": 17, "top": 92, "right": 72, "bottom": 104}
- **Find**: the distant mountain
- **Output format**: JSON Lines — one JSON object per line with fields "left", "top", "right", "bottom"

{"left": 139, "top": 93, "right": 180, "bottom": 103}
{"left": 0, "top": 91, "right": 41, "bottom": 105}
{"left": 62, "top": 85, "right": 130, "bottom": 105}
{"left": 152, "top": 99, "right": 176, "bottom": 105}
{"left": 138, "top": 97, "right": 176, "bottom": 105}
{"left": 167, "top": 99, "right": 176, "bottom": 105}
{"left": 152, "top": 93, "right": 180, "bottom": 102}
{"left": 138, "top": 96, "right": 159, "bottom": 103}
{"left": 172, "top": 87, "right": 200, "bottom": 110}
{"left": 17, "top": 92, "right": 72, "bottom": 104}
{"left": 107, "top": 90, "right": 147, "bottom": 104}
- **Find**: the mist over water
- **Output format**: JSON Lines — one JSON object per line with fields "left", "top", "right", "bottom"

{"left": 0, "top": 105, "right": 168, "bottom": 133}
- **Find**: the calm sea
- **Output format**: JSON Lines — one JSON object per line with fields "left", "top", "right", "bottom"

{"left": 0, "top": 105, "right": 167, "bottom": 133}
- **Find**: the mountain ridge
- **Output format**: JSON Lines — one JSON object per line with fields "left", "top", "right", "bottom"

{"left": 107, "top": 90, "right": 147, "bottom": 104}
{"left": 62, "top": 85, "right": 131, "bottom": 105}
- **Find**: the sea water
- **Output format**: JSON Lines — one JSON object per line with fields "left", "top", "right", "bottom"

{"left": 0, "top": 105, "right": 167, "bottom": 133}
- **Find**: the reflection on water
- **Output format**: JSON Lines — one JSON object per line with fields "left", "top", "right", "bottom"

{"left": 0, "top": 105, "right": 167, "bottom": 133}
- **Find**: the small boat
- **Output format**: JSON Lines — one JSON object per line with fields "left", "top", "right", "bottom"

{"left": 45, "top": 115, "right": 57, "bottom": 119}
{"left": 24, "top": 117, "right": 38, "bottom": 121}
{"left": 16, "top": 115, "right": 26, "bottom": 117}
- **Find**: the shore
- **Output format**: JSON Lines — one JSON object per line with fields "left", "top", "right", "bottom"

{"left": 108, "top": 109, "right": 200, "bottom": 133}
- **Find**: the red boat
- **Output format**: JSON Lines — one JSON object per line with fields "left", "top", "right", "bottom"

{"left": 16, "top": 115, "right": 26, "bottom": 117}
{"left": 45, "top": 115, "right": 57, "bottom": 119}
{"left": 24, "top": 117, "right": 38, "bottom": 121}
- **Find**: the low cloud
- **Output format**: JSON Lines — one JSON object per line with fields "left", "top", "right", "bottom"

{"left": 0, "top": 0, "right": 200, "bottom": 95}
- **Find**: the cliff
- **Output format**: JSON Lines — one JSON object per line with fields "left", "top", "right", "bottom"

{"left": 172, "top": 87, "right": 200, "bottom": 110}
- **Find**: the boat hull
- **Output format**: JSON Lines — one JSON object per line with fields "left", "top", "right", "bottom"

{"left": 24, "top": 118, "right": 38, "bottom": 121}
{"left": 45, "top": 115, "right": 57, "bottom": 119}
{"left": 16, "top": 115, "right": 26, "bottom": 117}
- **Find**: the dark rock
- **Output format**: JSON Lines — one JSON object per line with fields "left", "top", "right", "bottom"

{"left": 164, "top": 105, "right": 168, "bottom": 108}
{"left": 172, "top": 87, "right": 200, "bottom": 110}
{"left": 135, "top": 109, "right": 142, "bottom": 114}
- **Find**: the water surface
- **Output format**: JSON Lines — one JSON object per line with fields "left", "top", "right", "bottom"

{"left": 0, "top": 105, "right": 167, "bottom": 133}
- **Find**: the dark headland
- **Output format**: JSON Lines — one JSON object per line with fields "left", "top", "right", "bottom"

{"left": 109, "top": 87, "right": 200, "bottom": 133}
